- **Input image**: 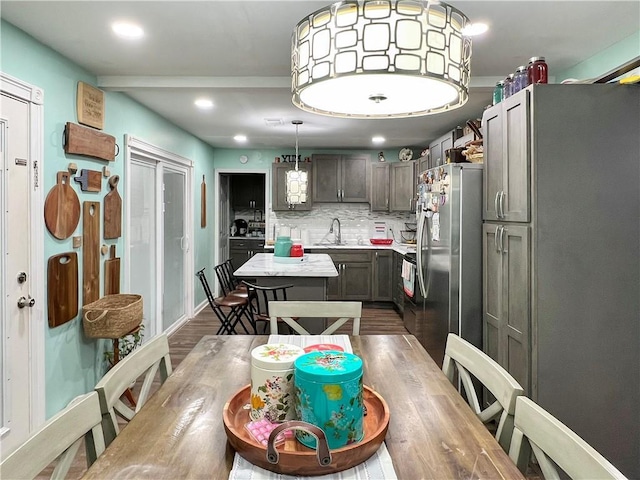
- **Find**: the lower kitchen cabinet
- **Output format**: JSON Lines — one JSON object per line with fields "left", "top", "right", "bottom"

{"left": 229, "top": 238, "right": 265, "bottom": 270}
{"left": 372, "top": 250, "right": 393, "bottom": 301}
{"left": 318, "top": 250, "right": 372, "bottom": 301}
{"left": 483, "top": 223, "right": 530, "bottom": 392}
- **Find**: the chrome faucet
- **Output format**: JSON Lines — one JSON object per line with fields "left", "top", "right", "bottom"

{"left": 329, "top": 218, "right": 341, "bottom": 245}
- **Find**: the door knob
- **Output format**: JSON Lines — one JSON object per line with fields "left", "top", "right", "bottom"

{"left": 17, "top": 296, "right": 35, "bottom": 308}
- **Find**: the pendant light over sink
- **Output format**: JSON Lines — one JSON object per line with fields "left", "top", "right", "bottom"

{"left": 291, "top": 0, "right": 472, "bottom": 118}
{"left": 285, "top": 120, "right": 308, "bottom": 205}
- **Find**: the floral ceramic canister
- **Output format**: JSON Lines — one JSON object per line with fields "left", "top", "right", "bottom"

{"left": 294, "top": 351, "right": 364, "bottom": 449}
{"left": 250, "top": 343, "right": 305, "bottom": 422}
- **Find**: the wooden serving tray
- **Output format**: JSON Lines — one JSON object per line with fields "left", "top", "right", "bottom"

{"left": 223, "top": 384, "right": 390, "bottom": 476}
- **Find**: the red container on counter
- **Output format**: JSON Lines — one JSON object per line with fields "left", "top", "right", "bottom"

{"left": 527, "top": 56, "right": 548, "bottom": 85}
{"left": 290, "top": 243, "right": 303, "bottom": 257}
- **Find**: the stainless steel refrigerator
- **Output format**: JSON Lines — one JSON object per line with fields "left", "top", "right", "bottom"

{"left": 403, "top": 163, "right": 483, "bottom": 366}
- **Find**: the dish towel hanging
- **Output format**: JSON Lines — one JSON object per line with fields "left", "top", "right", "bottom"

{"left": 401, "top": 259, "right": 415, "bottom": 297}
{"left": 228, "top": 335, "right": 398, "bottom": 480}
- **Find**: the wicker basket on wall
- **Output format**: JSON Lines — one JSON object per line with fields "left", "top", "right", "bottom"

{"left": 82, "top": 294, "right": 143, "bottom": 339}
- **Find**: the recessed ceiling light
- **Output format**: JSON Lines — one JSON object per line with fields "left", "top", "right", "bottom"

{"left": 372, "top": 136, "right": 385, "bottom": 143}
{"left": 194, "top": 98, "right": 214, "bottom": 109}
{"left": 462, "top": 22, "right": 489, "bottom": 37}
{"left": 234, "top": 135, "right": 247, "bottom": 143}
{"left": 111, "top": 21, "right": 144, "bottom": 39}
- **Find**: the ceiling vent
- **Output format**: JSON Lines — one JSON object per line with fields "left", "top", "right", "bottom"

{"left": 264, "top": 118, "right": 285, "bottom": 127}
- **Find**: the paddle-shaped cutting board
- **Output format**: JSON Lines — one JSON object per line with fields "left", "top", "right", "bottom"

{"left": 104, "top": 175, "right": 122, "bottom": 239}
{"left": 74, "top": 169, "right": 102, "bottom": 192}
{"left": 44, "top": 172, "right": 81, "bottom": 239}
{"left": 83, "top": 201, "right": 100, "bottom": 305}
{"left": 201, "top": 175, "right": 206, "bottom": 228}
{"left": 104, "top": 245, "right": 121, "bottom": 295}
{"left": 47, "top": 252, "right": 78, "bottom": 327}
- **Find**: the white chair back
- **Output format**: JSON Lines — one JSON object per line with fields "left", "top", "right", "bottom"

{"left": 268, "top": 301, "right": 361, "bottom": 335}
{"left": 442, "top": 333, "right": 524, "bottom": 450}
{"left": 94, "top": 333, "right": 172, "bottom": 446}
{"left": 509, "top": 396, "right": 627, "bottom": 479}
{"left": 0, "top": 392, "right": 105, "bottom": 479}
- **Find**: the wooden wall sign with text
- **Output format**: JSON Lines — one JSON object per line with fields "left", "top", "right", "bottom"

{"left": 77, "top": 81, "right": 105, "bottom": 130}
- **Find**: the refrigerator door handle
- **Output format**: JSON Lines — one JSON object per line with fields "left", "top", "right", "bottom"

{"left": 416, "top": 210, "right": 430, "bottom": 298}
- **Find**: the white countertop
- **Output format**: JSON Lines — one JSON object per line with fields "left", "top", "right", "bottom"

{"left": 263, "top": 242, "right": 416, "bottom": 256}
{"left": 234, "top": 253, "right": 339, "bottom": 277}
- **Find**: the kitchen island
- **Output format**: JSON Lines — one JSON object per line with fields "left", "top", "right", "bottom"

{"left": 234, "top": 253, "right": 339, "bottom": 333}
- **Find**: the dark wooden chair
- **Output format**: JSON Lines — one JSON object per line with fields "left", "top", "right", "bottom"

{"left": 196, "top": 268, "right": 250, "bottom": 334}
{"left": 223, "top": 259, "right": 247, "bottom": 292}
{"left": 242, "top": 281, "right": 295, "bottom": 334}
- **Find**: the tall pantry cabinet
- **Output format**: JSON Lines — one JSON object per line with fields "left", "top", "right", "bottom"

{"left": 481, "top": 84, "right": 639, "bottom": 478}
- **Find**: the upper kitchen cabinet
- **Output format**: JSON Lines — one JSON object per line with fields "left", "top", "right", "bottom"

{"left": 271, "top": 162, "right": 312, "bottom": 211}
{"left": 312, "top": 154, "right": 369, "bottom": 203}
{"left": 231, "top": 174, "right": 265, "bottom": 210}
{"left": 429, "top": 127, "right": 463, "bottom": 169}
{"left": 389, "top": 161, "right": 416, "bottom": 212}
{"left": 370, "top": 163, "right": 390, "bottom": 211}
{"left": 482, "top": 92, "right": 530, "bottom": 222}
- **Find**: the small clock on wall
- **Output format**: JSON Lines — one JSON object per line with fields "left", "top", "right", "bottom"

{"left": 239, "top": 155, "right": 248, "bottom": 164}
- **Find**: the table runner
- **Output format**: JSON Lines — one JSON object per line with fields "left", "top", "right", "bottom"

{"left": 228, "top": 335, "right": 398, "bottom": 480}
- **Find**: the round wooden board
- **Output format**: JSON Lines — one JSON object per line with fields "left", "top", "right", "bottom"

{"left": 223, "top": 385, "right": 390, "bottom": 476}
{"left": 44, "top": 171, "right": 80, "bottom": 240}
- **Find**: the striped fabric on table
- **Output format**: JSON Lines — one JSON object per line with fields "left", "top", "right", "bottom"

{"left": 228, "top": 335, "right": 398, "bottom": 480}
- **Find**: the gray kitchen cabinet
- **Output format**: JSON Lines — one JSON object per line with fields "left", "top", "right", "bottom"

{"left": 482, "top": 92, "right": 530, "bottom": 222}
{"left": 312, "top": 154, "right": 369, "bottom": 203}
{"left": 318, "top": 250, "right": 372, "bottom": 301}
{"left": 271, "top": 162, "right": 312, "bottom": 211}
{"left": 418, "top": 155, "right": 429, "bottom": 174}
{"left": 231, "top": 174, "right": 265, "bottom": 210}
{"left": 370, "top": 163, "right": 389, "bottom": 211}
{"left": 229, "top": 238, "right": 264, "bottom": 270}
{"left": 482, "top": 223, "right": 530, "bottom": 392}
{"left": 428, "top": 127, "right": 463, "bottom": 169}
{"left": 389, "top": 160, "right": 416, "bottom": 212}
{"left": 481, "top": 84, "right": 640, "bottom": 477}
{"left": 372, "top": 250, "right": 393, "bottom": 301}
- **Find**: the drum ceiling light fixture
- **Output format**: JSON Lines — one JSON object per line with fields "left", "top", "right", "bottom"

{"left": 291, "top": 0, "right": 472, "bottom": 118}
{"left": 285, "top": 120, "right": 308, "bottom": 205}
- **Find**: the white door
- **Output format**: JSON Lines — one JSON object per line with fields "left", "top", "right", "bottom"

{"left": 218, "top": 175, "right": 230, "bottom": 265}
{"left": 0, "top": 86, "right": 45, "bottom": 458}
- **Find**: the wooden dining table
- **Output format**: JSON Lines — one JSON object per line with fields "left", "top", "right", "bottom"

{"left": 82, "top": 335, "right": 525, "bottom": 479}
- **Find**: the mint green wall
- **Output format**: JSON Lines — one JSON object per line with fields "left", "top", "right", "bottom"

{"left": 556, "top": 31, "right": 640, "bottom": 82}
{"left": 1, "top": 20, "right": 216, "bottom": 417}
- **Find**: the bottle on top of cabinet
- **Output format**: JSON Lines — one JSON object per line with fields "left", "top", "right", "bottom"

{"left": 513, "top": 66, "right": 528, "bottom": 93}
{"left": 503, "top": 73, "right": 515, "bottom": 98}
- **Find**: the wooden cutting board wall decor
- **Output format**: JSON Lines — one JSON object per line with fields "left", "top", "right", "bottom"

{"left": 74, "top": 169, "right": 102, "bottom": 192}
{"left": 44, "top": 171, "right": 81, "bottom": 239}
{"left": 104, "top": 245, "right": 121, "bottom": 295}
{"left": 201, "top": 175, "right": 206, "bottom": 228}
{"left": 47, "top": 252, "right": 78, "bottom": 327}
{"left": 104, "top": 175, "right": 122, "bottom": 239}
{"left": 64, "top": 122, "right": 116, "bottom": 161}
{"left": 83, "top": 201, "right": 100, "bottom": 305}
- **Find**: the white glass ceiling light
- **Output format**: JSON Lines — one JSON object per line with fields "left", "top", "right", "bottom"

{"left": 291, "top": 0, "right": 472, "bottom": 118}
{"left": 285, "top": 121, "right": 308, "bottom": 205}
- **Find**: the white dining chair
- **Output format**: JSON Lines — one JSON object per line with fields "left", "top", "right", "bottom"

{"left": 442, "top": 333, "right": 524, "bottom": 451}
{"left": 0, "top": 392, "right": 105, "bottom": 479}
{"left": 268, "top": 301, "right": 362, "bottom": 335}
{"left": 509, "top": 396, "right": 627, "bottom": 479}
{"left": 94, "top": 333, "right": 172, "bottom": 446}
